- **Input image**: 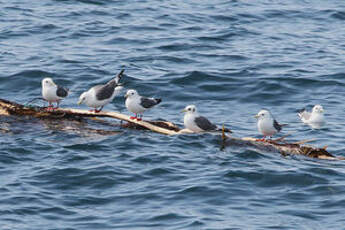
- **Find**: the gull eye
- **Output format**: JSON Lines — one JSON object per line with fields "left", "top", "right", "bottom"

{"left": 45, "top": 80, "right": 49, "bottom": 83}
{"left": 192, "top": 108, "right": 195, "bottom": 112}
{"left": 188, "top": 108, "right": 191, "bottom": 111}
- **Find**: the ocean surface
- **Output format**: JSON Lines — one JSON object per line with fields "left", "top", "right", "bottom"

{"left": 1, "top": 0, "right": 345, "bottom": 229}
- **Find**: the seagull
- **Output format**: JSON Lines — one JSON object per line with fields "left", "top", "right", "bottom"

{"left": 254, "top": 109, "right": 286, "bottom": 140}
{"left": 182, "top": 105, "right": 232, "bottom": 133}
{"left": 298, "top": 104, "right": 325, "bottom": 129}
{"left": 41, "top": 77, "right": 69, "bottom": 110}
{"left": 78, "top": 69, "right": 125, "bottom": 113}
{"left": 125, "top": 89, "right": 161, "bottom": 121}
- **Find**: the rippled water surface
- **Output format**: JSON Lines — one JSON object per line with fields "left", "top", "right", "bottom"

{"left": 1, "top": 1, "right": 345, "bottom": 229}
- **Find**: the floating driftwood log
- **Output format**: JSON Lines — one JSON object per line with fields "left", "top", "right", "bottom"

{"left": 0, "top": 98, "right": 342, "bottom": 160}
{"left": 220, "top": 129, "right": 343, "bottom": 160}
{"left": 0, "top": 98, "right": 180, "bottom": 135}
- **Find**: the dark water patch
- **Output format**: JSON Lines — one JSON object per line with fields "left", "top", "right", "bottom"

{"left": 158, "top": 22, "right": 179, "bottom": 28}
{"left": 64, "top": 143, "right": 111, "bottom": 152}
{"left": 175, "top": 185, "right": 225, "bottom": 198}
{"left": 258, "top": 172, "right": 327, "bottom": 188}
{"left": 3, "top": 6, "right": 35, "bottom": 13}
{"left": 8, "top": 70, "right": 56, "bottom": 81}
{"left": 152, "top": 55, "right": 198, "bottom": 65}
{"left": 54, "top": 0, "right": 109, "bottom": 6}
{"left": 157, "top": 43, "right": 195, "bottom": 52}
{"left": 148, "top": 212, "right": 190, "bottom": 222}
{"left": 143, "top": 167, "right": 174, "bottom": 177}
{"left": 209, "top": 14, "right": 238, "bottom": 22}
{"left": 29, "top": 23, "right": 61, "bottom": 34}
{"left": 40, "top": 206, "right": 76, "bottom": 216}
{"left": 32, "top": 167, "right": 120, "bottom": 191}
{"left": 132, "top": 151, "right": 171, "bottom": 163}
{"left": 76, "top": 22, "right": 113, "bottom": 35}
{"left": 330, "top": 11, "right": 345, "bottom": 20}
{"left": 180, "top": 25, "right": 203, "bottom": 32}
{"left": 196, "top": 53, "right": 249, "bottom": 62}
{"left": 236, "top": 13, "right": 264, "bottom": 23}
{"left": 0, "top": 151, "right": 25, "bottom": 165}
{"left": 264, "top": 9, "right": 302, "bottom": 18}
{"left": 197, "top": 32, "right": 238, "bottom": 42}
{"left": 183, "top": 220, "right": 206, "bottom": 228}
{"left": 171, "top": 71, "right": 236, "bottom": 86}
{"left": 127, "top": 25, "right": 166, "bottom": 32}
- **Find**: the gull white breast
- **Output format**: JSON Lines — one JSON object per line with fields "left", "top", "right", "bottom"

{"left": 255, "top": 109, "right": 285, "bottom": 140}
{"left": 125, "top": 89, "right": 161, "bottom": 121}
{"left": 41, "top": 77, "right": 69, "bottom": 109}
{"left": 182, "top": 105, "right": 218, "bottom": 132}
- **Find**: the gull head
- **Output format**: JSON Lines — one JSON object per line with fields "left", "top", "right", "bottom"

{"left": 125, "top": 89, "right": 139, "bottom": 99}
{"left": 42, "top": 78, "right": 56, "bottom": 88}
{"left": 312, "top": 105, "right": 324, "bottom": 114}
{"left": 182, "top": 105, "right": 197, "bottom": 114}
{"left": 254, "top": 109, "right": 272, "bottom": 120}
{"left": 78, "top": 92, "right": 88, "bottom": 105}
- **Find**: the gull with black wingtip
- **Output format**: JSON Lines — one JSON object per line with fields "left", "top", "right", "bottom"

{"left": 254, "top": 109, "right": 286, "bottom": 141}
{"left": 78, "top": 69, "right": 125, "bottom": 113}
{"left": 182, "top": 105, "right": 232, "bottom": 133}
{"left": 41, "top": 77, "right": 69, "bottom": 110}
{"left": 125, "top": 89, "right": 161, "bottom": 121}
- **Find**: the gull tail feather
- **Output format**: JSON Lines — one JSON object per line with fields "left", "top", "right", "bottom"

{"left": 297, "top": 108, "right": 306, "bottom": 118}
{"left": 217, "top": 126, "right": 232, "bottom": 133}
{"left": 115, "top": 69, "right": 125, "bottom": 84}
{"left": 155, "top": 98, "right": 162, "bottom": 105}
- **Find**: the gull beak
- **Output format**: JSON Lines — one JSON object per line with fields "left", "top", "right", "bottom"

{"left": 77, "top": 99, "right": 82, "bottom": 105}
{"left": 320, "top": 108, "right": 324, "bottom": 113}
{"left": 254, "top": 114, "right": 259, "bottom": 119}
{"left": 124, "top": 94, "right": 128, "bottom": 98}
{"left": 181, "top": 109, "right": 187, "bottom": 113}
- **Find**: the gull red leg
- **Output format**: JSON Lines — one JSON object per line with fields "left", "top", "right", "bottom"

{"left": 94, "top": 106, "right": 103, "bottom": 113}
{"left": 257, "top": 136, "right": 266, "bottom": 142}
{"left": 130, "top": 113, "right": 137, "bottom": 120}
{"left": 46, "top": 102, "right": 54, "bottom": 111}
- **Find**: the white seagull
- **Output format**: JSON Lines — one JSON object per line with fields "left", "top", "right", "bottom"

{"left": 78, "top": 69, "right": 124, "bottom": 113}
{"left": 41, "top": 77, "right": 69, "bottom": 110}
{"left": 298, "top": 104, "right": 325, "bottom": 129}
{"left": 125, "top": 89, "right": 161, "bottom": 121}
{"left": 254, "top": 109, "right": 286, "bottom": 140}
{"left": 182, "top": 105, "right": 232, "bottom": 133}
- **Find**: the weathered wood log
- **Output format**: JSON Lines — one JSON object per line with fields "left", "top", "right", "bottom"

{"left": 0, "top": 98, "right": 342, "bottom": 160}
{"left": 221, "top": 129, "right": 344, "bottom": 160}
{"left": 0, "top": 98, "right": 180, "bottom": 135}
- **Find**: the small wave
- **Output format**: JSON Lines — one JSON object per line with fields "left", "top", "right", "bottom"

{"left": 331, "top": 11, "right": 345, "bottom": 20}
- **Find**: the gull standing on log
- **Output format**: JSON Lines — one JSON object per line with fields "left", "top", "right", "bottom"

{"left": 298, "top": 104, "right": 325, "bottom": 129}
{"left": 42, "top": 77, "right": 69, "bottom": 110}
{"left": 254, "top": 109, "right": 286, "bottom": 140}
{"left": 78, "top": 69, "right": 125, "bottom": 113}
{"left": 182, "top": 105, "right": 232, "bottom": 133}
{"left": 125, "top": 89, "right": 161, "bottom": 121}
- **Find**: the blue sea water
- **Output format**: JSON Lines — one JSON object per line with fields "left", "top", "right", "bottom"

{"left": 1, "top": 0, "right": 345, "bottom": 229}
